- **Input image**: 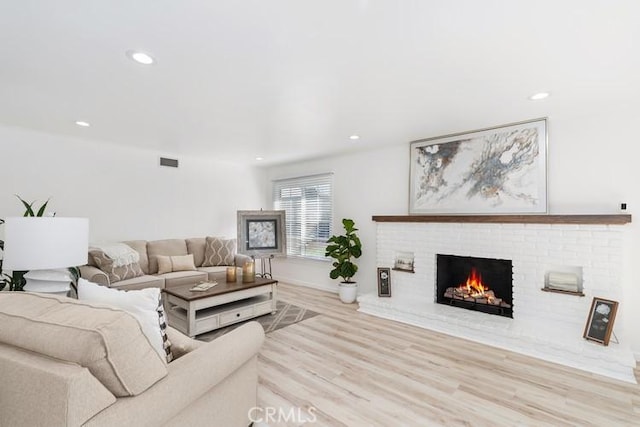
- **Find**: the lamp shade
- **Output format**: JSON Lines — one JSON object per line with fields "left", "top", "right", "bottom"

{"left": 2, "top": 217, "right": 89, "bottom": 271}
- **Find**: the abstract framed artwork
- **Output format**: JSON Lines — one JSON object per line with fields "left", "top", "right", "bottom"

{"left": 583, "top": 297, "right": 618, "bottom": 346}
{"left": 409, "top": 118, "right": 547, "bottom": 214}
{"left": 237, "top": 210, "right": 286, "bottom": 257}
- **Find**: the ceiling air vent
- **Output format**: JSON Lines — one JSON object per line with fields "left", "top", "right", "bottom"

{"left": 159, "top": 157, "right": 179, "bottom": 168}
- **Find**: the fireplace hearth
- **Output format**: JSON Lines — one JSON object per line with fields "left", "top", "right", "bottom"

{"left": 363, "top": 218, "right": 635, "bottom": 383}
{"left": 436, "top": 254, "right": 513, "bottom": 318}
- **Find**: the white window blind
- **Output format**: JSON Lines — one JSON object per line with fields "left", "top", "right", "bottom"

{"left": 272, "top": 173, "right": 333, "bottom": 260}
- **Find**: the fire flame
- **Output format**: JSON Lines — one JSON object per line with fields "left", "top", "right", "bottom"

{"left": 463, "top": 267, "right": 487, "bottom": 295}
{"left": 459, "top": 267, "right": 493, "bottom": 302}
{"left": 446, "top": 266, "right": 508, "bottom": 307}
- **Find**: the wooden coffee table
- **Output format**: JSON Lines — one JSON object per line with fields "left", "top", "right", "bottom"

{"left": 163, "top": 274, "right": 277, "bottom": 337}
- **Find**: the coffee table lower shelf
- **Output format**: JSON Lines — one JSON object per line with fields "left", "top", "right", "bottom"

{"left": 165, "top": 283, "right": 277, "bottom": 337}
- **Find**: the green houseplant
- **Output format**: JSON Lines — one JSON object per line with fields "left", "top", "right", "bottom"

{"left": 325, "top": 218, "right": 362, "bottom": 303}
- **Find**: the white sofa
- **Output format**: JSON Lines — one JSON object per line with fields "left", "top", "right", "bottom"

{"left": 0, "top": 292, "right": 264, "bottom": 426}
{"left": 80, "top": 238, "right": 251, "bottom": 290}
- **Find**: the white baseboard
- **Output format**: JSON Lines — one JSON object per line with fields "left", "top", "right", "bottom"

{"left": 273, "top": 276, "right": 338, "bottom": 294}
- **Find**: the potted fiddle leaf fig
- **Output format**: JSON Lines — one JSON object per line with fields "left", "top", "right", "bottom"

{"left": 325, "top": 218, "right": 362, "bottom": 303}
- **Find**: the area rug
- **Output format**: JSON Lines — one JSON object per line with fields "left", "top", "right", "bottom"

{"left": 197, "top": 300, "right": 319, "bottom": 342}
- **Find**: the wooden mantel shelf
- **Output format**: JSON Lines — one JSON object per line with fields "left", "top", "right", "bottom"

{"left": 371, "top": 214, "right": 632, "bottom": 225}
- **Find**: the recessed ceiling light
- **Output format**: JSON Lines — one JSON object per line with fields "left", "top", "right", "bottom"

{"left": 349, "top": 135, "right": 360, "bottom": 140}
{"left": 75, "top": 121, "right": 90, "bottom": 127}
{"left": 126, "top": 50, "right": 155, "bottom": 65}
{"left": 255, "top": 157, "right": 264, "bottom": 161}
{"left": 529, "top": 92, "right": 550, "bottom": 101}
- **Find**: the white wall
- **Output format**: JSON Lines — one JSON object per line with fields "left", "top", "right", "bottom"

{"left": 3, "top": 108, "right": 639, "bottom": 355}
{"left": 0, "top": 125, "right": 265, "bottom": 242}
{"left": 264, "top": 144, "right": 409, "bottom": 292}
{"left": 264, "top": 108, "right": 640, "bottom": 356}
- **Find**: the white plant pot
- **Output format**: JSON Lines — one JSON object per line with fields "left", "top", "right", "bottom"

{"left": 338, "top": 282, "right": 358, "bottom": 304}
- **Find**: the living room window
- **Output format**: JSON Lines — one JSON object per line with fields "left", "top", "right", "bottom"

{"left": 272, "top": 173, "right": 333, "bottom": 260}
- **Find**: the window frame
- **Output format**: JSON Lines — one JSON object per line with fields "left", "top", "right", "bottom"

{"left": 272, "top": 173, "right": 333, "bottom": 261}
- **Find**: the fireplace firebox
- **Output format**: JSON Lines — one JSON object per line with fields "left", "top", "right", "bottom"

{"left": 436, "top": 254, "right": 513, "bottom": 318}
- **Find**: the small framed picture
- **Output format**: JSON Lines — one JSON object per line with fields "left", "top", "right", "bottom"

{"left": 377, "top": 267, "right": 391, "bottom": 297}
{"left": 393, "top": 251, "right": 415, "bottom": 273}
{"left": 583, "top": 297, "right": 618, "bottom": 346}
{"left": 237, "top": 210, "right": 286, "bottom": 257}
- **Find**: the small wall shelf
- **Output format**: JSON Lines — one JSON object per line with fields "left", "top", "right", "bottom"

{"left": 392, "top": 268, "right": 415, "bottom": 273}
{"left": 540, "top": 287, "right": 585, "bottom": 297}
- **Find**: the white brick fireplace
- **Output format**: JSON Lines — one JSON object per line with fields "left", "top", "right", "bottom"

{"left": 359, "top": 216, "right": 636, "bottom": 383}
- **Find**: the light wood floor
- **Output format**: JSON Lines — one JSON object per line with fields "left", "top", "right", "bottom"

{"left": 256, "top": 283, "right": 640, "bottom": 427}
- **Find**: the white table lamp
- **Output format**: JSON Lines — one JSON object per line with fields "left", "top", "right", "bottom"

{"left": 2, "top": 217, "right": 89, "bottom": 295}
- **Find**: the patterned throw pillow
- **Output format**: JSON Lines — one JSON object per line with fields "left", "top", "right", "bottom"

{"left": 202, "top": 237, "right": 236, "bottom": 267}
{"left": 89, "top": 250, "right": 144, "bottom": 283}
{"left": 156, "top": 296, "right": 173, "bottom": 363}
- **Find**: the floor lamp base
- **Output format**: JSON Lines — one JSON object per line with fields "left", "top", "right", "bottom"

{"left": 23, "top": 269, "right": 72, "bottom": 296}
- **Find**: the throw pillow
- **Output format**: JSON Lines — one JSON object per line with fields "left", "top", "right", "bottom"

{"left": 157, "top": 298, "right": 174, "bottom": 363}
{"left": 202, "top": 237, "right": 236, "bottom": 267}
{"left": 89, "top": 249, "right": 144, "bottom": 283}
{"left": 156, "top": 254, "right": 197, "bottom": 275}
{"left": 77, "top": 278, "right": 172, "bottom": 363}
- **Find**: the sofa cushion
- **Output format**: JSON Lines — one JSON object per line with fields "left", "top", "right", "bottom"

{"left": 78, "top": 278, "right": 172, "bottom": 363}
{"left": 109, "top": 274, "right": 165, "bottom": 290}
{"left": 202, "top": 237, "right": 237, "bottom": 267}
{"left": 186, "top": 237, "right": 207, "bottom": 267}
{"left": 160, "top": 271, "right": 209, "bottom": 288}
{"left": 84, "top": 322, "right": 265, "bottom": 427}
{"left": 148, "top": 239, "right": 189, "bottom": 274}
{"left": 156, "top": 254, "right": 197, "bottom": 275}
{"left": 123, "top": 240, "right": 150, "bottom": 274}
{"left": 89, "top": 249, "right": 144, "bottom": 283}
{"left": 0, "top": 292, "right": 167, "bottom": 397}
{"left": 197, "top": 266, "right": 229, "bottom": 281}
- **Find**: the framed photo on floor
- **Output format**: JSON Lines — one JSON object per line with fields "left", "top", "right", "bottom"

{"left": 377, "top": 267, "right": 391, "bottom": 297}
{"left": 583, "top": 297, "right": 618, "bottom": 346}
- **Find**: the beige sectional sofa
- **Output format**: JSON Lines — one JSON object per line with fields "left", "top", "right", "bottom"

{"left": 0, "top": 292, "right": 264, "bottom": 427}
{"left": 80, "top": 238, "right": 251, "bottom": 290}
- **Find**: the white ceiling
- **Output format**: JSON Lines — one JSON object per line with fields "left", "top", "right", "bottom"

{"left": 1, "top": 1, "right": 639, "bottom": 165}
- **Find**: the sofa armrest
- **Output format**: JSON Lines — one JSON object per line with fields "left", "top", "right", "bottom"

{"left": 79, "top": 265, "right": 109, "bottom": 286}
{"left": 85, "top": 321, "right": 265, "bottom": 427}
{"left": 166, "top": 326, "right": 203, "bottom": 359}
{"left": 0, "top": 343, "right": 116, "bottom": 427}
{"left": 234, "top": 253, "right": 252, "bottom": 267}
